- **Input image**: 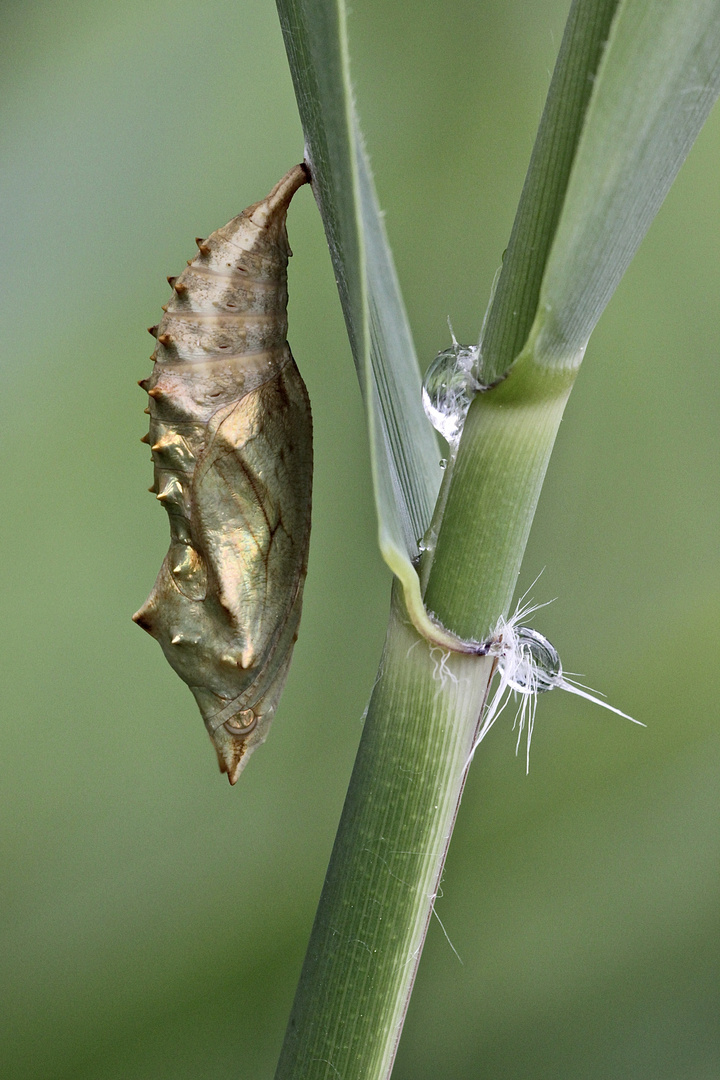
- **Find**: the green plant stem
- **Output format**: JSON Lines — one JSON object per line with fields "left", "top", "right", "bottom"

{"left": 273, "top": 0, "right": 720, "bottom": 1076}
{"left": 275, "top": 360, "right": 577, "bottom": 1080}
{"left": 424, "top": 355, "right": 576, "bottom": 639}
{"left": 274, "top": 3, "right": 611, "bottom": 1076}
{"left": 275, "top": 590, "right": 494, "bottom": 1080}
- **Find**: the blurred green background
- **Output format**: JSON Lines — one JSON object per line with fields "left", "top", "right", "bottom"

{"left": 0, "top": 1, "right": 717, "bottom": 1077}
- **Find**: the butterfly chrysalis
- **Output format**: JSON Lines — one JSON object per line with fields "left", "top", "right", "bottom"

{"left": 133, "top": 164, "right": 312, "bottom": 784}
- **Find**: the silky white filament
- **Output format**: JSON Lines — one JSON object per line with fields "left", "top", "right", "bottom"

{"left": 469, "top": 588, "right": 644, "bottom": 773}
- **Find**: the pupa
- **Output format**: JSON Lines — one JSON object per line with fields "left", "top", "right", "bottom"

{"left": 133, "top": 164, "right": 312, "bottom": 784}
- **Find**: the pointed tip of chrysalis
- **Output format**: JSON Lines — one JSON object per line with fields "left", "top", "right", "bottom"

{"left": 208, "top": 712, "right": 262, "bottom": 787}
{"left": 213, "top": 733, "right": 249, "bottom": 786}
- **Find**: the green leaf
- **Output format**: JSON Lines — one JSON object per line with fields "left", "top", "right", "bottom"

{"left": 428, "top": 0, "right": 720, "bottom": 636}
{"left": 277, "top": 0, "right": 466, "bottom": 649}
{"left": 480, "top": 0, "right": 720, "bottom": 380}
{"left": 537, "top": 0, "right": 720, "bottom": 361}
{"left": 479, "top": 0, "right": 621, "bottom": 383}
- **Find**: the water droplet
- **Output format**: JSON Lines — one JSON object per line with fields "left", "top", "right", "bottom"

{"left": 502, "top": 626, "right": 561, "bottom": 694}
{"left": 439, "top": 458, "right": 447, "bottom": 470}
{"left": 422, "top": 343, "right": 480, "bottom": 447}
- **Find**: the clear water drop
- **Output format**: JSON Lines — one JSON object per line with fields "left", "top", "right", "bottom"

{"left": 422, "top": 342, "right": 480, "bottom": 447}
{"left": 438, "top": 458, "right": 447, "bottom": 470}
{"left": 502, "top": 626, "right": 561, "bottom": 694}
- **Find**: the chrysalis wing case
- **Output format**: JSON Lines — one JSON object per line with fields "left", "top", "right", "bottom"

{"left": 134, "top": 164, "right": 312, "bottom": 784}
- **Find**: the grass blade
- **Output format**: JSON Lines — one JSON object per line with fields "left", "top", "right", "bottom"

{"left": 428, "top": 0, "right": 720, "bottom": 633}
{"left": 479, "top": 0, "right": 621, "bottom": 383}
{"left": 277, "top": 0, "right": 445, "bottom": 632}
{"left": 481, "top": 0, "right": 720, "bottom": 382}
{"left": 537, "top": 0, "right": 720, "bottom": 360}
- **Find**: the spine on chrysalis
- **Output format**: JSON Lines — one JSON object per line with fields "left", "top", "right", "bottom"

{"left": 133, "top": 164, "right": 312, "bottom": 784}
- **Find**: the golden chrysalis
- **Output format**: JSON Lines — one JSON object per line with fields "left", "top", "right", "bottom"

{"left": 133, "top": 164, "right": 312, "bottom": 784}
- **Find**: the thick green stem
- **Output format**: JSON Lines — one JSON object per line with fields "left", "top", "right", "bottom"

{"left": 274, "top": 349, "right": 577, "bottom": 1080}
{"left": 275, "top": 590, "right": 494, "bottom": 1080}
{"left": 424, "top": 354, "right": 576, "bottom": 638}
